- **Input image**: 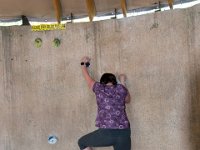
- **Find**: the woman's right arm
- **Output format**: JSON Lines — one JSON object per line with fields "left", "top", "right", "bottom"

{"left": 119, "top": 74, "right": 131, "bottom": 103}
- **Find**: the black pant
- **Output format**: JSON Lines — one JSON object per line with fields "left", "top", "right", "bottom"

{"left": 78, "top": 128, "right": 131, "bottom": 150}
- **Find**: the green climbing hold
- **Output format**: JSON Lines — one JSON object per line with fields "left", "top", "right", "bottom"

{"left": 53, "top": 38, "right": 61, "bottom": 47}
{"left": 34, "top": 38, "right": 42, "bottom": 48}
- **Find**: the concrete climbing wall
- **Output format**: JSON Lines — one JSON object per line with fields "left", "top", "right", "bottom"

{"left": 0, "top": 4, "right": 200, "bottom": 150}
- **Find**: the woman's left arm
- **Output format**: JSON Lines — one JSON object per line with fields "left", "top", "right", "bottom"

{"left": 81, "top": 56, "right": 95, "bottom": 90}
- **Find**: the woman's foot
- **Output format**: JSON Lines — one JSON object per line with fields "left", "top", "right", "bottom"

{"left": 83, "top": 147, "right": 92, "bottom": 150}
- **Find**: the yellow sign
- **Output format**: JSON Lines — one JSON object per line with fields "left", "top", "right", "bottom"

{"left": 31, "top": 24, "right": 66, "bottom": 31}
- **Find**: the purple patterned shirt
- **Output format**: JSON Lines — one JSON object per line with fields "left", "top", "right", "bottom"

{"left": 93, "top": 82, "right": 130, "bottom": 129}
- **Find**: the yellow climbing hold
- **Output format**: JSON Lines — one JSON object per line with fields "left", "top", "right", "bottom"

{"left": 31, "top": 24, "right": 66, "bottom": 31}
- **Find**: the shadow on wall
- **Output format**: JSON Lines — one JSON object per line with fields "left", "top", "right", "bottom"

{"left": 190, "top": 70, "right": 200, "bottom": 150}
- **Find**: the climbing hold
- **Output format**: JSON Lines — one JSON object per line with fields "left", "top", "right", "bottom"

{"left": 53, "top": 38, "right": 61, "bottom": 47}
{"left": 48, "top": 135, "right": 58, "bottom": 144}
{"left": 34, "top": 38, "right": 42, "bottom": 48}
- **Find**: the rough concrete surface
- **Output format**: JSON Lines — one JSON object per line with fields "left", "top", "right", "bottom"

{"left": 0, "top": 4, "right": 200, "bottom": 150}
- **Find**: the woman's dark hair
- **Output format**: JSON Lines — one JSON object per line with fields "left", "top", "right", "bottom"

{"left": 100, "top": 73, "right": 117, "bottom": 85}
